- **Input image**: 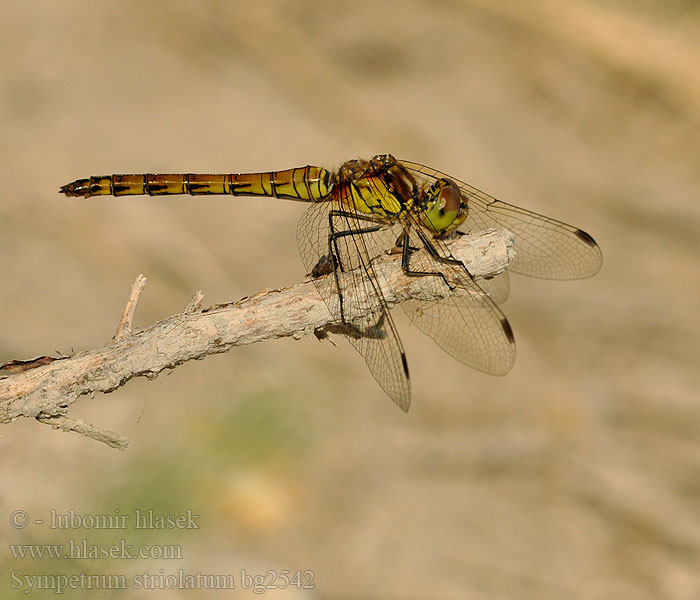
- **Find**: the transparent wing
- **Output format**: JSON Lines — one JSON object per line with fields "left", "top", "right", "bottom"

{"left": 393, "top": 227, "right": 515, "bottom": 375}
{"left": 296, "top": 195, "right": 412, "bottom": 411}
{"left": 476, "top": 270, "right": 510, "bottom": 305}
{"left": 356, "top": 176, "right": 516, "bottom": 376}
{"left": 400, "top": 160, "right": 603, "bottom": 280}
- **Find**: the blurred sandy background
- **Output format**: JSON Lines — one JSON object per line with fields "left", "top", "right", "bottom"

{"left": 1, "top": 0, "right": 699, "bottom": 598}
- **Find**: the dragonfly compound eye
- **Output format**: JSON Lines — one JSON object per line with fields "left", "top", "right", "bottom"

{"left": 439, "top": 184, "right": 461, "bottom": 214}
{"left": 422, "top": 179, "right": 465, "bottom": 233}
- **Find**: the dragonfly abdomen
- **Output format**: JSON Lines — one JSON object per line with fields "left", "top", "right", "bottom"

{"left": 60, "top": 166, "right": 332, "bottom": 202}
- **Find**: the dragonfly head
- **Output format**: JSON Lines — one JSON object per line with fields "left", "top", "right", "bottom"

{"left": 421, "top": 178, "right": 467, "bottom": 234}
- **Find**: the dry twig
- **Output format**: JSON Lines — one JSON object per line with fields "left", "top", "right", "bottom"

{"left": 0, "top": 229, "right": 514, "bottom": 449}
{"left": 114, "top": 274, "right": 147, "bottom": 341}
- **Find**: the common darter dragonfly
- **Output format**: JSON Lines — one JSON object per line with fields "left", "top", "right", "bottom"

{"left": 61, "top": 155, "right": 602, "bottom": 410}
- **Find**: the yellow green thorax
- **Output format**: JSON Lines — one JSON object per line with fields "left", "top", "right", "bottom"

{"left": 334, "top": 156, "right": 415, "bottom": 219}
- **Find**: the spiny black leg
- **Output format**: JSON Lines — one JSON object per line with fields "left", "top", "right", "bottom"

{"left": 395, "top": 230, "right": 419, "bottom": 252}
{"left": 399, "top": 229, "right": 453, "bottom": 290}
{"left": 326, "top": 212, "right": 382, "bottom": 324}
{"left": 328, "top": 209, "right": 383, "bottom": 224}
{"left": 327, "top": 212, "right": 343, "bottom": 273}
{"left": 328, "top": 224, "right": 382, "bottom": 273}
{"left": 328, "top": 210, "right": 380, "bottom": 272}
{"left": 416, "top": 228, "right": 473, "bottom": 278}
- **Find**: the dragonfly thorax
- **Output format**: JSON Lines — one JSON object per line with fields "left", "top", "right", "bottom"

{"left": 335, "top": 155, "right": 468, "bottom": 235}
{"left": 335, "top": 155, "right": 417, "bottom": 219}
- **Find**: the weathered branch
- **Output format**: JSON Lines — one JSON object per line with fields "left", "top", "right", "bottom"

{"left": 114, "top": 273, "right": 147, "bottom": 341}
{"left": 0, "top": 229, "right": 514, "bottom": 449}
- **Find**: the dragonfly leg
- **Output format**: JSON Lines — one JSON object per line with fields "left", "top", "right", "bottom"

{"left": 398, "top": 232, "right": 454, "bottom": 291}
{"left": 399, "top": 229, "right": 477, "bottom": 291}
{"left": 415, "top": 229, "right": 471, "bottom": 272}
{"left": 327, "top": 210, "right": 383, "bottom": 273}
{"left": 327, "top": 210, "right": 382, "bottom": 324}
{"left": 416, "top": 233, "right": 455, "bottom": 261}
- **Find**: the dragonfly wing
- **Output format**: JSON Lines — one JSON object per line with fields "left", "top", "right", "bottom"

{"left": 396, "top": 226, "right": 516, "bottom": 376}
{"left": 400, "top": 160, "right": 603, "bottom": 280}
{"left": 296, "top": 198, "right": 412, "bottom": 411}
{"left": 475, "top": 270, "right": 510, "bottom": 305}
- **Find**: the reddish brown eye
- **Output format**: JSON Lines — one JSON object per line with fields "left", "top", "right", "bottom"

{"left": 439, "top": 184, "right": 461, "bottom": 213}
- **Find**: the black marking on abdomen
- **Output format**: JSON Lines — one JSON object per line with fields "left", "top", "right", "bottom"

{"left": 229, "top": 181, "right": 253, "bottom": 194}
{"left": 146, "top": 183, "right": 168, "bottom": 194}
{"left": 112, "top": 183, "right": 131, "bottom": 195}
{"left": 259, "top": 172, "right": 270, "bottom": 196}
{"left": 292, "top": 168, "right": 303, "bottom": 199}
{"left": 187, "top": 183, "right": 212, "bottom": 193}
{"left": 303, "top": 165, "right": 313, "bottom": 200}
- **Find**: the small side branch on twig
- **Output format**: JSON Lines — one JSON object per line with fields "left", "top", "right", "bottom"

{"left": 36, "top": 415, "right": 129, "bottom": 450}
{"left": 114, "top": 274, "right": 147, "bottom": 341}
{"left": 0, "top": 229, "right": 514, "bottom": 449}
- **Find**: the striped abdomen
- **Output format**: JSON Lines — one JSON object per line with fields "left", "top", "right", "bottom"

{"left": 60, "top": 166, "right": 332, "bottom": 202}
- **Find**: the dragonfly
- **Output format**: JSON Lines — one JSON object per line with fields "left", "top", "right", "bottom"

{"left": 61, "top": 154, "right": 602, "bottom": 411}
